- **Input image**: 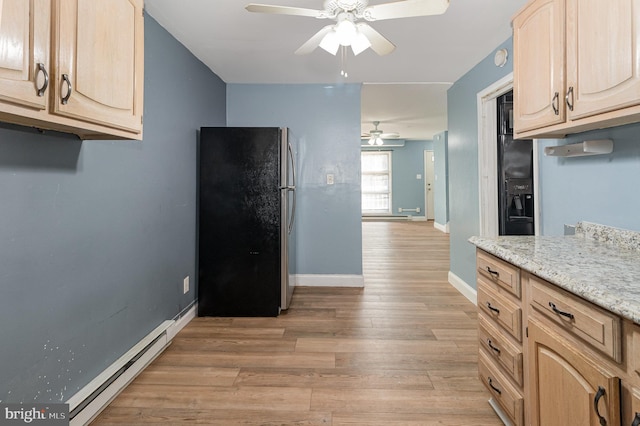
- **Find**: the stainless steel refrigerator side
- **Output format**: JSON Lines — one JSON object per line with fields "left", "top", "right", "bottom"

{"left": 287, "top": 139, "right": 296, "bottom": 308}
{"left": 279, "top": 128, "right": 295, "bottom": 310}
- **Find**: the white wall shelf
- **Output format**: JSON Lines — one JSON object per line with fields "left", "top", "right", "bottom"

{"left": 544, "top": 139, "right": 613, "bottom": 157}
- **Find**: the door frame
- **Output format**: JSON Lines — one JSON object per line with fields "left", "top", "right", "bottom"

{"left": 477, "top": 73, "right": 540, "bottom": 237}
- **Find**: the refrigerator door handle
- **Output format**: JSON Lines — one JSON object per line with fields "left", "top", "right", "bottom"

{"left": 287, "top": 142, "right": 297, "bottom": 235}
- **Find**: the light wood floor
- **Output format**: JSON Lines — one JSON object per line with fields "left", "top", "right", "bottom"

{"left": 92, "top": 221, "right": 500, "bottom": 425}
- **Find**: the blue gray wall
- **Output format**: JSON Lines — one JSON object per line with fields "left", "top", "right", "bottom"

{"left": 447, "top": 38, "right": 514, "bottom": 289}
{"left": 227, "top": 84, "right": 363, "bottom": 276}
{"left": 433, "top": 131, "right": 449, "bottom": 228}
{"left": 362, "top": 140, "right": 433, "bottom": 218}
{"left": 537, "top": 123, "right": 640, "bottom": 235}
{"left": 0, "top": 15, "right": 224, "bottom": 403}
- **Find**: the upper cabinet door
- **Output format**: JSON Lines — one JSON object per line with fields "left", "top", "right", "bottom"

{"left": 566, "top": 0, "right": 640, "bottom": 120}
{"left": 513, "top": 0, "right": 566, "bottom": 133}
{"left": 53, "top": 0, "right": 143, "bottom": 135}
{"left": 0, "top": 0, "right": 50, "bottom": 110}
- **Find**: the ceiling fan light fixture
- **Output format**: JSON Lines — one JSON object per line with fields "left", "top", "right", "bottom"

{"left": 335, "top": 19, "right": 357, "bottom": 46}
{"left": 351, "top": 31, "right": 371, "bottom": 55}
{"left": 319, "top": 30, "right": 340, "bottom": 55}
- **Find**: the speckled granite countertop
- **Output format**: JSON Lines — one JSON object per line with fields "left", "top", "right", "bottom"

{"left": 469, "top": 222, "right": 640, "bottom": 325}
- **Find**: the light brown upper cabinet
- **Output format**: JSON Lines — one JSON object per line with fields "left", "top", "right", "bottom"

{"left": 513, "top": 0, "right": 640, "bottom": 139}
{"left": 0, "top": 0, "right": 51, "bottom": 112}
{"left": 0, "top": 0, "right": 144, "bottom": 140}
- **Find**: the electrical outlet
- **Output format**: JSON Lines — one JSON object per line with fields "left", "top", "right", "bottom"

{"left": 327, "top": 174, "right": 335, "bottom": 185}
{"left": 183, "top": 276, "right": 189, "bottom": 294}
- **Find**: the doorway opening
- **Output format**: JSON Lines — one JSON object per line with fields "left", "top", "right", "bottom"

{"left": 477, "top": 73, "right": 539, "bottom": 237}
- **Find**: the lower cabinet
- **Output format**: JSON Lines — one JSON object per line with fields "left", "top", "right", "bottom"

{"left": 528, "top": 319, "right": 621, "bottom": 426}
{"left": 475, "top": 249, "right": 640, "bottom": 425}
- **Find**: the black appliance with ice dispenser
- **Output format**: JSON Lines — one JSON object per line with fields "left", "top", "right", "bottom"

{"left": 497, "top": 91, "right": 534, "bottom": 236}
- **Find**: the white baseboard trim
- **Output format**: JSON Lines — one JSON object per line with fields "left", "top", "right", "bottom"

{"left": 410, "top": 215, "right": 427, "bottom": 221}
{"left": 167, "top": 302, "right": 197, "bottom": 341}
{"left": 68, "top": 304, "right": 196, "bottom": 426}
{"left": 434, "top": 221, "right": 450, "bottom": 233}
{"left": 295, "top": 274, "right": 365, "bottom": 288}
{"left": 448, "top": 271, "right": 477, "bottom": 305}
{"left": 362, "top": 216, "right": 409, "bottom": 221}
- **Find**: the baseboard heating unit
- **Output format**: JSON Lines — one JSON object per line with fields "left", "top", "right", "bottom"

{"left": 66, "top": 320, "right": 174, "bottom": 425}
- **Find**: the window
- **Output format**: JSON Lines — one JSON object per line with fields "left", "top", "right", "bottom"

{"left": 361, "top": 151, "right": 392, "bottom": 215}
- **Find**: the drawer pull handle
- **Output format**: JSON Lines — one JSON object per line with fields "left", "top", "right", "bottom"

{"left": 549, "top": 302, "right": 574, "bottom": 320}
{"left": 632, "top": 412, "right": 640, "bottom": 426}
{"left": 486, "top": 302, "right": 500, "bottom": 314}
{"left": 488, "top": 377, "right": 502, "bottom": 395}
{"left": 36, "top": 63, "right": 49, "bottom": 97}
{"left": 594, "top": 386, "right": 606, "bottom": 426}
{"left": 566, "top": 86, "right": 575, "bottom": 111}
{"left": 486, "top": 267, "right": 499, "bottom": 277}
{"left": 487, "top": 339, "right": 501, "bottom": 354}
{"left": 552, "top": 91, "right": 559, "bottom": 115}
{"left": 61, "top": 74, "right": 72, "bottom": 105}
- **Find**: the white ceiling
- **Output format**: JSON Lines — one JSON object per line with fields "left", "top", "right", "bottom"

{"left": 145, "top": 0, "right": 527, "bottom": 140}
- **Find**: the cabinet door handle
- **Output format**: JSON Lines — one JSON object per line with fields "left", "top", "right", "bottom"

{"left": 488, "top": 377, "right": 502, "bottom": 395}
{"left": 565, "top": 86, "right": 574, "bottom": 111}
{"left": 35, "top": 63, "right": 49, "bottom": 97}
{"left": 486, "top": 267, "right": 499, "bottom": 278}
{"left": 594, "top": 386, "right": 606, "bottom": 426}
{"left": 552, "top": 91, "right": 559, "bottom": 115}
{"left": 549, "top": 302, "right": 574, "bottom": 320}
{"left": 487, "top": 338, "right": 501, "bottom": 354}
{"left": 631, "top": 412, "right": 640, "bottom": 426}
{"left": 61, "top": 74, "right": 72, "bottom": 105}
{"left": 486, "top": 302, "right": 500, "bottom": 314}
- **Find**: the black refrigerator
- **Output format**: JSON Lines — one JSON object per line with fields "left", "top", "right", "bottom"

{"left": 497, "top": 91, "right": 535, "bottom": 236}
{"left": 198, "top": 127, "right": 296, "bottom": 316}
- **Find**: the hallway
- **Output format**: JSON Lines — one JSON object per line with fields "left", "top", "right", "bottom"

{"left": 92, "top": 221, "right": 499, "bottom": 425}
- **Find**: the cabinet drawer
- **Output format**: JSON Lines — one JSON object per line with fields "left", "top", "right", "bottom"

{"left": 478, "top": 277, "right": 523, "bottom": 342}
{"left": 530, "top": 276, "right": 622, "bottom": 362}
{"left": 477, "top": 250, "right": 521, "bottom": 299}
{"left": 478, "top": 314, "right": 524, "bottom": 387}
{"left": 478, "top": 350, "right": 524, "bottom": 426}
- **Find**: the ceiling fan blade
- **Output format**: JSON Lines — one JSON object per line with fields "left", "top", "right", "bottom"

{"left": 365, "top": 0, "right": 450, "bottom": 21}
{"left": 295, "top": 25, "right": 335, "bottom": 55}
{"left": 245, "top": 3, "right": 324, "bottom": 18}
{"left": 356, "top": 24, "right": 395, "bottom": 56}
{"left": 381, "top": 132, "right": 400, "bottom": 139}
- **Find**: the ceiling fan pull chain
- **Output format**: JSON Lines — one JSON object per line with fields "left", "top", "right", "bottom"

{"left": 340, "top": 46, "right": 348, "bottom": 77}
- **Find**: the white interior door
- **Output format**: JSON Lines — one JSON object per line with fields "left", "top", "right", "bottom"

{"left": 424, "top": 150, "right": 435, "bottom": 220}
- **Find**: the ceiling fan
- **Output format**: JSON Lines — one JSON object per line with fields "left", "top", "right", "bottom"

{"left": 362, "top": 121, "right": 400, "bottom": 145}
{"left": 245, "top": 0, "right": 450, "bottom": 56}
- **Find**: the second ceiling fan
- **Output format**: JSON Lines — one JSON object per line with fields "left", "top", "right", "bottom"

{"left": 246, "top": 0, "right": 450, "bottom": 56}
